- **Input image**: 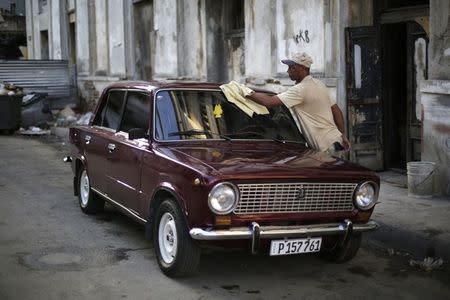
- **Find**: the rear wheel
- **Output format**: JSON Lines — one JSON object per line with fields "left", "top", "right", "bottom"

{"left": 154, "top": 199, "right": 200, "bottom": 277}
{"left": 78, "top": 166, "right": 104, "bottom": 214}
{"left": 321, "top": 233, "right": 362, "bottom": 263}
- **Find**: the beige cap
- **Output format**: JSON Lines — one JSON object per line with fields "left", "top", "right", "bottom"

{"left": 281, "top": 52, "right": 313, "bottom": 68}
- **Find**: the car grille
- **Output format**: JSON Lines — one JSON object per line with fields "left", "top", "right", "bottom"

{"left": 234, "top": 183, "right": 357, "bottom": 214}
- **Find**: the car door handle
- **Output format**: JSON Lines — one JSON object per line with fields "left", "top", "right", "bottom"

{"left": 107, "top": 143, "right": 116, "bottom": 153}
{"left": 84, "top": 135, "right": 91, "bottom": 144}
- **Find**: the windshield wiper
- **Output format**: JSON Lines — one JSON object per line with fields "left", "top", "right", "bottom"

{"left": 168, "top": 130, "right": 232, "bottom": 141}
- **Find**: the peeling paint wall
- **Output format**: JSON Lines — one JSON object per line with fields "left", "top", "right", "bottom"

{"left": 108, "top": 0, "right": 125, "bottom": 77}
{"left": 153, "top": 0, "right": 178, "bottom": 78}
{"left": 94, "top": 0, "right": 108, "bottom": 75}
{"left": 421, "top": 1, "right": 450, "bottom": 195}
{"left": 429, "top": 0, "right": 450, "bottom": 80}
{"left": 276, "top": 0, "right": 325, "bottom": 74}
{"left": 245, "top": 0, "right": 274, "bottom": 77}
{"left": 421, "top": 82, "right": 450, "bottom": 195}
{"left": 347, "top": 0, "right": 372, "bottom": 27}
{"left": 133, "top": 1, "right": 153, "bottom": 80}
{"left": 76, "top": 0, "right": 90, "bottom": 75}
{"left": 414, "top": 38, "right": 427, "bottom": 121}
{"left": 178, "top": 0, "right": 205, "bottom": 80}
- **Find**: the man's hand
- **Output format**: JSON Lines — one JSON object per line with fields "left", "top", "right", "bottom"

{"left": 341, "top": 135, "right": 351, "bottom": 151}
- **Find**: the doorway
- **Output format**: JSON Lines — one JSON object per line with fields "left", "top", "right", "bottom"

{"left": 382, "top": 23, "right": 407, "bottom": 169}
{"left": 381, "top": 21, "right": 428, "bottom": 169}
{"left": 40, "top": 30, "right": 49, "bottom": 59}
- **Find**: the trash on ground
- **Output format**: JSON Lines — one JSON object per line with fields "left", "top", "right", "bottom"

{"left": 20, "top": 126, "right": 51, "bottom": 136}
{"left": 0, "top": 81, "right": 23, "bottom": 96}
{"left": 21, "top": 93, "right": 52, "bottom": 128}
{"left": 409, "top": 257, "right": 444, "bottom": 272}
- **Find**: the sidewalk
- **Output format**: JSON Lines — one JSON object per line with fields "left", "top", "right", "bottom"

{"left": 368, "top": 171, "right": 450, "bottom": 263}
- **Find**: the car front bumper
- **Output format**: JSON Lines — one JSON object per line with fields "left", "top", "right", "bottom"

{"left": 190, "top": 219, "right": 379, "bottom": 254}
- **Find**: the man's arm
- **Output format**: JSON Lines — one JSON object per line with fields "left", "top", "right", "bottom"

{"left": 246, "top": 92, "right": 283, "bottom": 108}
{"left": 331, "top": 104, "right": 351, "bottom": 150}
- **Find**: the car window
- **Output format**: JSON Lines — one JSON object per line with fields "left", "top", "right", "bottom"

{"left": 154, "top": 90, "right": 305, "bottom": 143}
{"left": 119, "top": 91, "right": 150, "bottom": 133}
{"left": 102, "top": 90, "right": 126, "bottom": 130}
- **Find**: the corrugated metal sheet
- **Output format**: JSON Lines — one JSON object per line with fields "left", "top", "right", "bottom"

{"left": 0, "top": 60, "right": 77, "bottom": 108}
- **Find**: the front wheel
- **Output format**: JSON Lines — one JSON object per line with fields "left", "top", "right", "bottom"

{"left": 78, "top": 166, "right": 104, "bottom": 214}
{"left": 154, "top": 199, "right": 201, "bottom": 277}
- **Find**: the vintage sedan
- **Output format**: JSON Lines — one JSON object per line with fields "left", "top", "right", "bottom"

{"left": 67, "top": 81, "right": 379, "bottom": 277}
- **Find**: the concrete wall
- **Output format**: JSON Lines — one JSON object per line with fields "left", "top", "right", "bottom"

{"left": 107, "top": 0, "right": 126, "bottom": 77}
{"left": 133, "top": 1, "right": 153, "bottom": 80}
{"left": 420, "top": 0, "right": 450, "bottom": 195}
{"left": 178, "top": 0, "right": 205, "bottom": 80}
{"left": 153, "top": 0, "right": 178, "bottom": 78}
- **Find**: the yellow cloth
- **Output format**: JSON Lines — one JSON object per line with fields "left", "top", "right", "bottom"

{"left": 220, "top": 81, "right": 269, "bottom": 117}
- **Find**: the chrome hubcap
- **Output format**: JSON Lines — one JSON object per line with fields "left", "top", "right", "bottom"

{"left": 80, "top": 170, "right": 90, "bottom": 207}
{"left": 158, "top": 212, "right": 177, "bottom": 264}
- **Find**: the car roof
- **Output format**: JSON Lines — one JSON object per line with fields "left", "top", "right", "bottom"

{"left": 105, "top": 80, "right": 273, "bottom": 94}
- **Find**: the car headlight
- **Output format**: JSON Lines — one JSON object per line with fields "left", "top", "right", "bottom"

{"left": 354, "top": 181, "right": 378, "bottom": 210}
{"left": 208, "top": 182, "right": 238, "bottom": 215}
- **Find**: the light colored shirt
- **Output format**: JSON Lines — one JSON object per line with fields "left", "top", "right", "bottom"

{"left": 277, "top": 75, "right": 342, "bottom": 151}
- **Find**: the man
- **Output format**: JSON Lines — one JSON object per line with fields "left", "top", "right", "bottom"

{"left": 246, "top": 52, "right": 350, "bottom": 155}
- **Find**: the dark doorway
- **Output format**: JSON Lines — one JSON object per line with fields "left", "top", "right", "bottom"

{"left": 382, "top": 23, "right": 407, "bottom": 169}
{"left": 68, "top": 22, "right": 76, "bottom": 65}
{"left": 381, "top": 21, "right": 427, "bottom": 170}
{"left": 40, "top": 30, "right": 49, "bottom": 59}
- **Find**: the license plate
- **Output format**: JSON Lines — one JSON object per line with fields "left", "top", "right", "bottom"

{"left": 270, "top": 237, "right": 322, "bottom": 256}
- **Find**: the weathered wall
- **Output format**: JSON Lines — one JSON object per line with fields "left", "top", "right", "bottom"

{"left": 245, "top": 0, "right": 275, "bottom": 78}
{"left": 429, "top": 0, "right": 450, "bottom": 80}
{"left": 347, "top": 0, "right": 372, "bottom": 27}
{"left": 178, "top": 0, "right": 205, "bottom": 80}
{"left": 421, "top": 82, "right": 450, "bottom": 195}
{"left": 108, "top": 0, "right": 126, "bottom": 77}
{"left": 153, "top": 0, "right": 178, "bottom": 78}
{"left": 133, "top": 1, "right": 153, "bottom": 80}
{"left": 204, "top": 0, "right": 226, "bottom": 83}
{"left": 94, "top": 0, "right": 108, "bottom": 75}
{"left": 76, "top": 0, "right": 90, "bottom": 74}
{"left": 421, "top": 0, "right": 450, "bottom": 195}
{"left": 275, "top": 0, "right": 325, "bottom": 74}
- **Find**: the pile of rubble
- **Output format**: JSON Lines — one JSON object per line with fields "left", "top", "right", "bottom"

{"left": 19, "top": 106, "right": 94, "bottom": 135}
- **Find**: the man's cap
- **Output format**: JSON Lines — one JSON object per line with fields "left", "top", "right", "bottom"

{"left": 281, "top": 52, "right": 313, "bottom": 68}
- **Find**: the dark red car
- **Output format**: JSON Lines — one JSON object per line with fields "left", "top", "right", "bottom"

{"left": 68, "top": 81, "right": 379, "bottom": 277}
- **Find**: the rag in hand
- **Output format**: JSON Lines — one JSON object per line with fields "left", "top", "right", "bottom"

{"left": 220, "top": 81, "right": 269, "bottom": 117}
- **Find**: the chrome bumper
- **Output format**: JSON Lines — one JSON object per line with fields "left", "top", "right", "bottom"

{"left": 189, "top": 220, "right": 379, "bottom": 241}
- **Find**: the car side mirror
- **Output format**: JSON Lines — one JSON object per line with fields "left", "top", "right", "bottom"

{"left": 128, "top": 128, "right": 148, "bottom": 140}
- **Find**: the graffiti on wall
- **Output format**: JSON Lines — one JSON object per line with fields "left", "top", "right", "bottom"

{"left": 293, "top": 30, "right": 310, "bottom": 44}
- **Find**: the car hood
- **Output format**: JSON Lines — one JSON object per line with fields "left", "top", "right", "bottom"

{"left": 155, "top": 142, "right": 376, "bottom": 181}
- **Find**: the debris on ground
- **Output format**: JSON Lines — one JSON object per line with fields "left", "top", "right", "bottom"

{"left": 19, "top": 126, "right": 51, "bottom": 136}
{"left": 409, "top": 257, "right": 444, "bottom": 272}
{"left": 0, "top": 81, "right": 24, "bottom": 96}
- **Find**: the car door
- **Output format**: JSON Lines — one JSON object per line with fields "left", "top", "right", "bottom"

{"left": 106, "top": 90, "right": 150, "bottom": 217}
{"left": 84, "top": 89, "right": 126, "bottom": 194}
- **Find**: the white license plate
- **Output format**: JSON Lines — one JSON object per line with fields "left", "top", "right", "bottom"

{"left": 270, "top": 237, "right": 322, "bottom": 256}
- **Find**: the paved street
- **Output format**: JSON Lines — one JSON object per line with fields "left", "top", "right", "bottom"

{"left": 0, "top": 135, "right": 449, "bottom": 300}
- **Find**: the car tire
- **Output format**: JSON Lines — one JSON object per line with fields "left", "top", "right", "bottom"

{"left": 321, "top": 233, "right": 362, "bottom": 263}
{"left": 77, "top": 166, "right": 104, "bottom": 214}
{"left": 154, "top": 199, "right": 201, "bottom": 277}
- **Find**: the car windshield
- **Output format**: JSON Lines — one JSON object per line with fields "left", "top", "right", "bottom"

{"left": 154, "top": 90, "right": 305, "bottom": 143}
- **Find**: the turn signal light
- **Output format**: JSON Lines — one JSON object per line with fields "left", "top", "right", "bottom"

{"left": 215, "top": 216, "right": 231, "bottom": 226}
{"left": 356, "top": 211, "right": 372, "bottom": 222}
